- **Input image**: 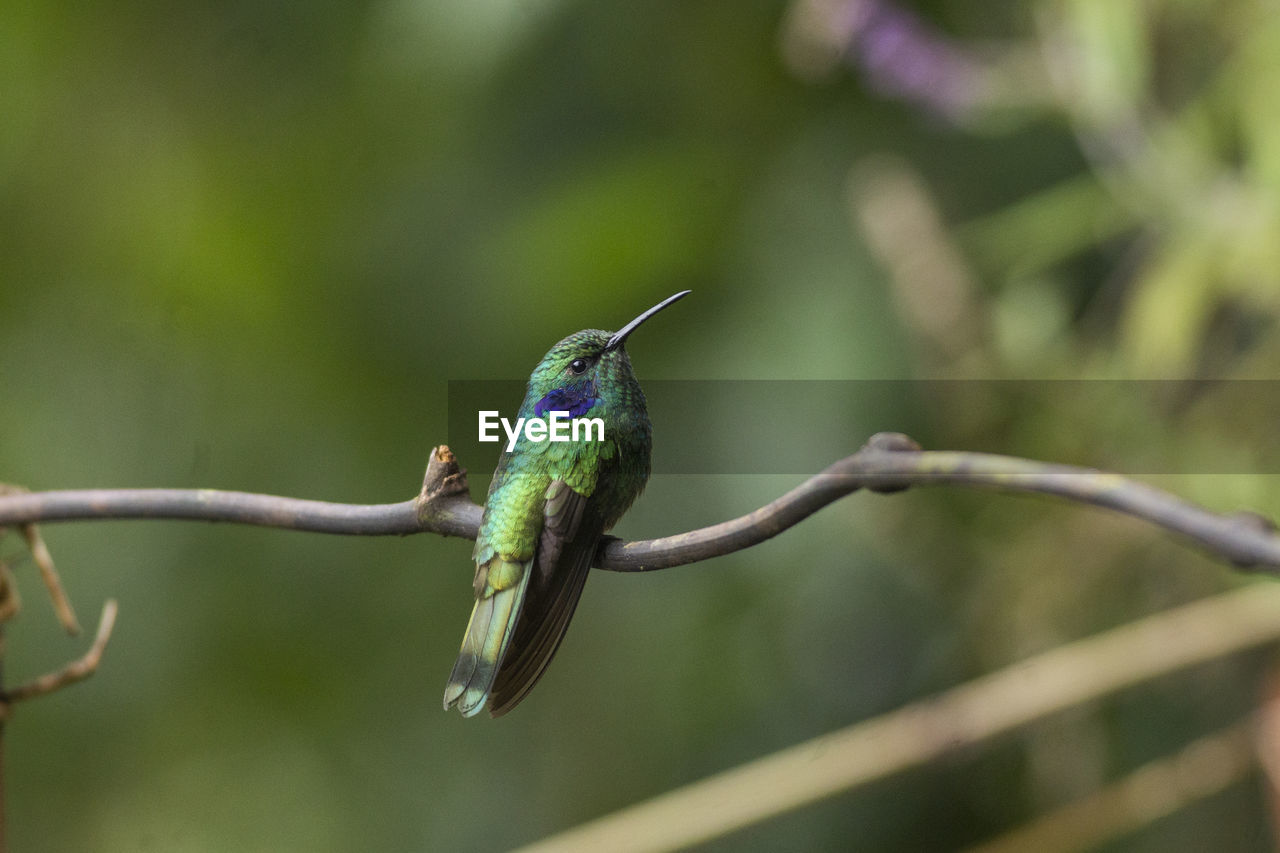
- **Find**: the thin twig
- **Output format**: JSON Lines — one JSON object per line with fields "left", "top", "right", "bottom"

{"left": 513, "top": 583, "right": 1280, "bottom": 853}
{"left": 966, "top": 721, "right": 1257, "bottom": 853}
{"left": 2, "top": 435, "right": 1279, "bottom": 573}
{"left": 1, "top": 599, "right": 117, "bottom": 709}
{"left": 0, "top": 495, "right": 114, "bottom": 853}
{"left": 0, "top": 562, "right": 18, "bottom": 626}
{"left": 19, "top": 526, "right": 80, "bottom": 635}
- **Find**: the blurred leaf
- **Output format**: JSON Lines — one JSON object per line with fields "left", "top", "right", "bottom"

{"left": 1122, "top": 235, "right": 1216, "bottom": 374}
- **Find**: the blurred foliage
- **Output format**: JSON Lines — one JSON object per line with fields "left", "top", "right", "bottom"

{"left": 2, "top": 0, "right": 1279, "bottom": 850}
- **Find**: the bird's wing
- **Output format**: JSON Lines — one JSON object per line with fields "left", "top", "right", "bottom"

{"left": 487, "top": 478, "right": 600, "bottom": 717}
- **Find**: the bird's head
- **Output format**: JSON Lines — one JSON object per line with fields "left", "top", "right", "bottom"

{"left": 525, "top": 291, "right": 690, "bottom": 418}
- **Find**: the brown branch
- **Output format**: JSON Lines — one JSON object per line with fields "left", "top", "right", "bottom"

{"left": 0, "top": 497, "right": 118, "bottom": 853}
{"left": 0, "top": 563, "right": 19, "bottom": 626}
{"left": 0, "top": 599, "right": 118, "bottom": 711}
{"left": 2, "top": 435, "right": 1280, "bottom": 573}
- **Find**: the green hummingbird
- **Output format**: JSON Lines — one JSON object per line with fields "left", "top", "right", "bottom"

{"left": 444, "top": 291, "right": 690, "bottom": 717}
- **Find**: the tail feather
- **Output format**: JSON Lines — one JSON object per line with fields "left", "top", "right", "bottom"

{"left": 443, "top": 557, "right": 533, "bottom": 717}
{"left": 487, "top": 538, "right": 595, "bottom": 716}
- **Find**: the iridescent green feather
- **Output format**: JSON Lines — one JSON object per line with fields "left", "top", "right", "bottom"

{"left": 442, "top": 551, "right": 533, "bottom": 716}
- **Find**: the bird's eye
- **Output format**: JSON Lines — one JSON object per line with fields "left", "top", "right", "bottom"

{"left": 569, "top": 358, "right": 589, "bottom": 375}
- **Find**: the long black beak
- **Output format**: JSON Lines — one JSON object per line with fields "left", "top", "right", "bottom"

{"left": 604, "top": 290, "right": 691, "bottom": 352}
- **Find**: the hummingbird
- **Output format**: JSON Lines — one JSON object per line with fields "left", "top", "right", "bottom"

{"left": 443, "top": 291, "right": 690, "bottom": 717}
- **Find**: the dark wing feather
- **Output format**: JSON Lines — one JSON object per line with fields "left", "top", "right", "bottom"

{"left": 487, "top": 479, "right": 600, "bottom": 717}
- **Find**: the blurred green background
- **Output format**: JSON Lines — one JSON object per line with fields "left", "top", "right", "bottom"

{"left": 4, "top": 0, "right": 1280, "bottom": 850}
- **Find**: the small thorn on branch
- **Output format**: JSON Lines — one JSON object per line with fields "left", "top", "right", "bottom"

{"left": 0, "top": 599, "right": 118, "bottom": 715}
{"left": 863, "top": 431, "right": 923, "bottom": 494}
{"left": 865, "top": 432, "right": 923, "bottom": 453}
{"left": 1226, "top": 511, "right": 1279, "bottom": 570}
{"left": 416, "top": 445, "right": 470, "bottom": 521}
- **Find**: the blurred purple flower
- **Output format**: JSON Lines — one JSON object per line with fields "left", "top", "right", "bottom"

{"left": 827, "top": 0, "right": 986, "bottom": 121}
